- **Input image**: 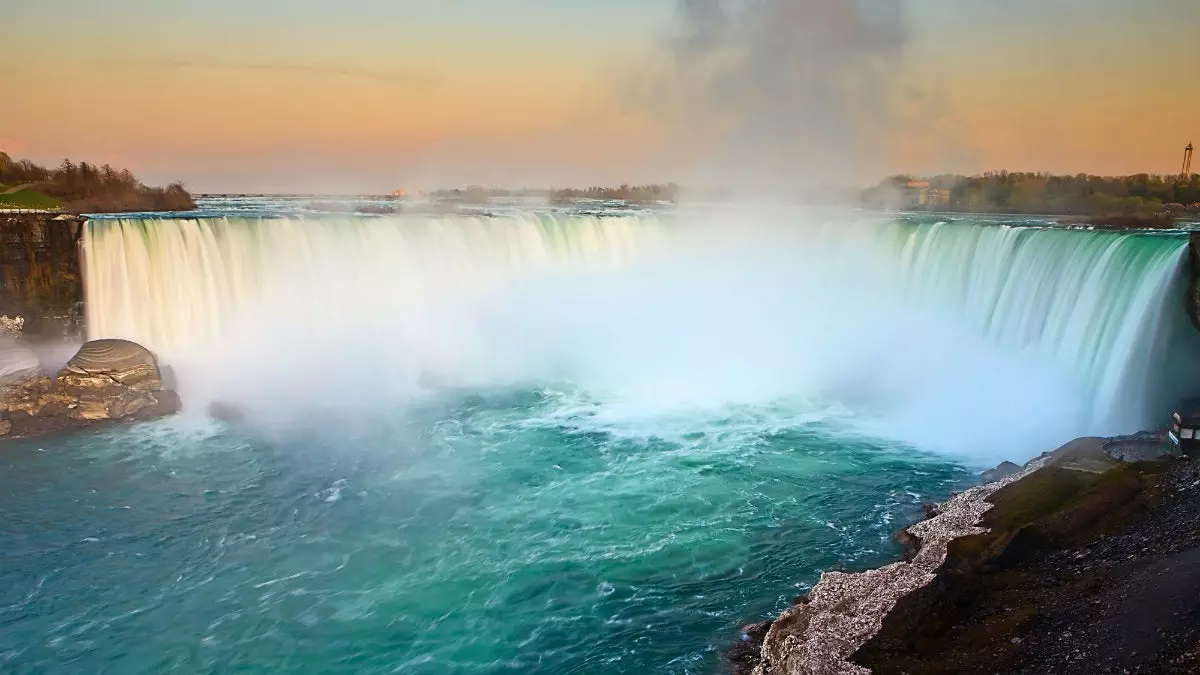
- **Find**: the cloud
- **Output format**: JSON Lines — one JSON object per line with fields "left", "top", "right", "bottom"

{"left": 93, "top": 59, "right": 441, "bottom": 88}
{"left": 643, "top": 0, "right": 932, "bottom": 190}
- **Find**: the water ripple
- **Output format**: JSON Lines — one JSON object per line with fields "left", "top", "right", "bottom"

{"left": 0, "top": 395, "right": 974, "bottom": 673}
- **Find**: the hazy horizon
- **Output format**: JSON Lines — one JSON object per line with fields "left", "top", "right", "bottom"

{"left": 3, "top": 0, "right": 1198, "bottom": 193}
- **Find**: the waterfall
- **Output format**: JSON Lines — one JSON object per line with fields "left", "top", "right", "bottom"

{"left": 886, "top": 222, "right": 1195, "bottom": 430}
{"left": 84, "top": 213, "right": 656, "bottom": 354}
{"left": 81, "top": 211, "right": 1200, "bottom": 457}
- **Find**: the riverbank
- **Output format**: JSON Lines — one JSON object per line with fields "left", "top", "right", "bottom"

{"left": 729, "top": 433, "right": 1200, "bottom": 674}
{"left": 0, "top": 153, "right": 195, "bottom": 213}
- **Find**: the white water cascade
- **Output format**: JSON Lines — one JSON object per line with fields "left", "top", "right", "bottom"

{"left": 81, "top": 210, "right": 1200, "bottom": 460}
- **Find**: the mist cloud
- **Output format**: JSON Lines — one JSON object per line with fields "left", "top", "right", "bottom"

{"left": 649, "top": 0, "right": 916, "bottom": 192}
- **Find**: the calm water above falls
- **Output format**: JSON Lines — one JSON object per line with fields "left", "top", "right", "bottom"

{"left": 4, "top": 207, "right": 1200, "bottom": 673}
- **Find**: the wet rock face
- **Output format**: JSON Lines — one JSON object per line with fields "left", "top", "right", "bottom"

{"left": 0, "top": 339, "right": 180, "bottom": 440}
{"left": 1188, "top": 232, "right": 1200, "bottom": 334}
{"left": 728, "top": 621, "right": 773, "bottom": 674}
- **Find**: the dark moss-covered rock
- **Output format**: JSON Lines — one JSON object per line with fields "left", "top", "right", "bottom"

{"left": 728, "top": 424, "right": 1200, "bottom": 675}
{"left": 1188, "top": 232, "right": 1200, "bottom": 334}
{"left": 852, "top": 452, "right": 1176, "bottom": 674}
{"left": 0, "top": 339, "right": 180, "bottom": 440}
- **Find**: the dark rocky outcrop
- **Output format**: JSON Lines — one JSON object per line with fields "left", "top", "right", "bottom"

{"left": 731, "top": 434, "right": 1195, "bottom": 674}
{"left": 0, "top": 338, "right": 180, "bottom": 439}
{"left": 0, "top": 212, "right": 86, "bottom": 339}
{"left": 1188, "top": 232, "right": 1200, "bottom": 334}
{"left": 981, "top": 461, "right": 1022, "bottom": 483}
{"left": 207, "top": 400, "right": 246, "bottom": 424}
{"left": 728, "top": 621, "right": 773, "bottom": 674}
{"left": 737, "top": 458, "right": 1049, "bottom": 674}
{"left": 852, "top": 450, "right": 1200, "bottom": 674}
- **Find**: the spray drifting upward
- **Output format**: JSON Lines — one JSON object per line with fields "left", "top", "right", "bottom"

{"left": 652, "top": 0, "right": 912, "bottom": 189}
{"left": 83, "top": 210, "right": 1198, "bottom": 462}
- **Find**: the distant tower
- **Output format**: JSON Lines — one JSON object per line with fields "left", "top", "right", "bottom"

{"left": 1185, "top": 142, "right": 1194, "bottom": 178}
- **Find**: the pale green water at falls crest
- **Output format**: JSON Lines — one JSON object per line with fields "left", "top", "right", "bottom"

{"left": 3, "top": 208, "right": 1198, "bottom": 673}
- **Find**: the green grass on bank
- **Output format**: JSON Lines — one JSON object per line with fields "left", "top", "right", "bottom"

{"left": 0, "top": 188, "right": 62, "bottom": 210}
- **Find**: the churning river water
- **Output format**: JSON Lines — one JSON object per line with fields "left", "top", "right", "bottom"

{"left": 3, "top": 200, "right": 1198, "bottom": 673}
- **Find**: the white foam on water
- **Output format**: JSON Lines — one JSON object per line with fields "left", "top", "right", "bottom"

{"left": 81, "top": 207, "right": 1200, "bottom": 465}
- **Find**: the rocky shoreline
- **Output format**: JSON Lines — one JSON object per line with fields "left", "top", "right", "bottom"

{"left": 728, "top": 432, "right": 1199, "bottom": 674}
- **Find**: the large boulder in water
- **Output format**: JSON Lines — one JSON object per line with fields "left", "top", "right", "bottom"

{"left": 207, "top": 400, "right": 246, "bottom": 424}
{"left": 58, "top": 339, "right": 164, "bottom": 392}
{"left": 0, "top": 339, "right": 181, "bottom": 440}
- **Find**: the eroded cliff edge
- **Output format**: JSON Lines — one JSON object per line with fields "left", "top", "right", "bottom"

{"left": 1187, "top": 232, "right": 1200, "bottom": 334}
{"left": 732, "top": 435, "right": 1200, "bottom": 674}
{"left": 0, "top": 211, "right": 86, "bottom": 339}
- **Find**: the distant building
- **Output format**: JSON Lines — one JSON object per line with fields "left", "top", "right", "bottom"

{"left": 904, "top": 180, "right": 950, "bottom": 208}
{"left": 1184, "top": 143, "right": 1194, "bottom": 179}
{"left": 924, "top": 188, "right": 952, "bottom": 207}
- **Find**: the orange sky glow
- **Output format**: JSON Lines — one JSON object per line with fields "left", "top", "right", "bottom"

{"left": 1, "top": 0, "right": 1197, "bottom": 192}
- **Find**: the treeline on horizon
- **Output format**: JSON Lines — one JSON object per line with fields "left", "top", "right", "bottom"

{"left": 430, "top": 172, "right": 1200, "bottom": 217}
{"left": 864, "top": 171, "right": 1200, "bottom": 216}
{"left": 0, "top": 153, "right": 195, "bottom": 213}
{"left": 431, "top": 183, "right": 680, "bottom": 205}
{"left": 548, "top": 183, "right": 680, "bottom": 204}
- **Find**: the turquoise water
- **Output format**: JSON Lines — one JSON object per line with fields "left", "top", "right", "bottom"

{"left": 1, "top": 390, "right": 972, "bottom": 674}
{"left": 7, "top": 206, "right": 1200, "bottom": 673}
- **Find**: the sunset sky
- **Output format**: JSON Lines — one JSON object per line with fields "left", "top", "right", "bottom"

{"left": 2, "top": 0, "right": 1198, "bottom": 193}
